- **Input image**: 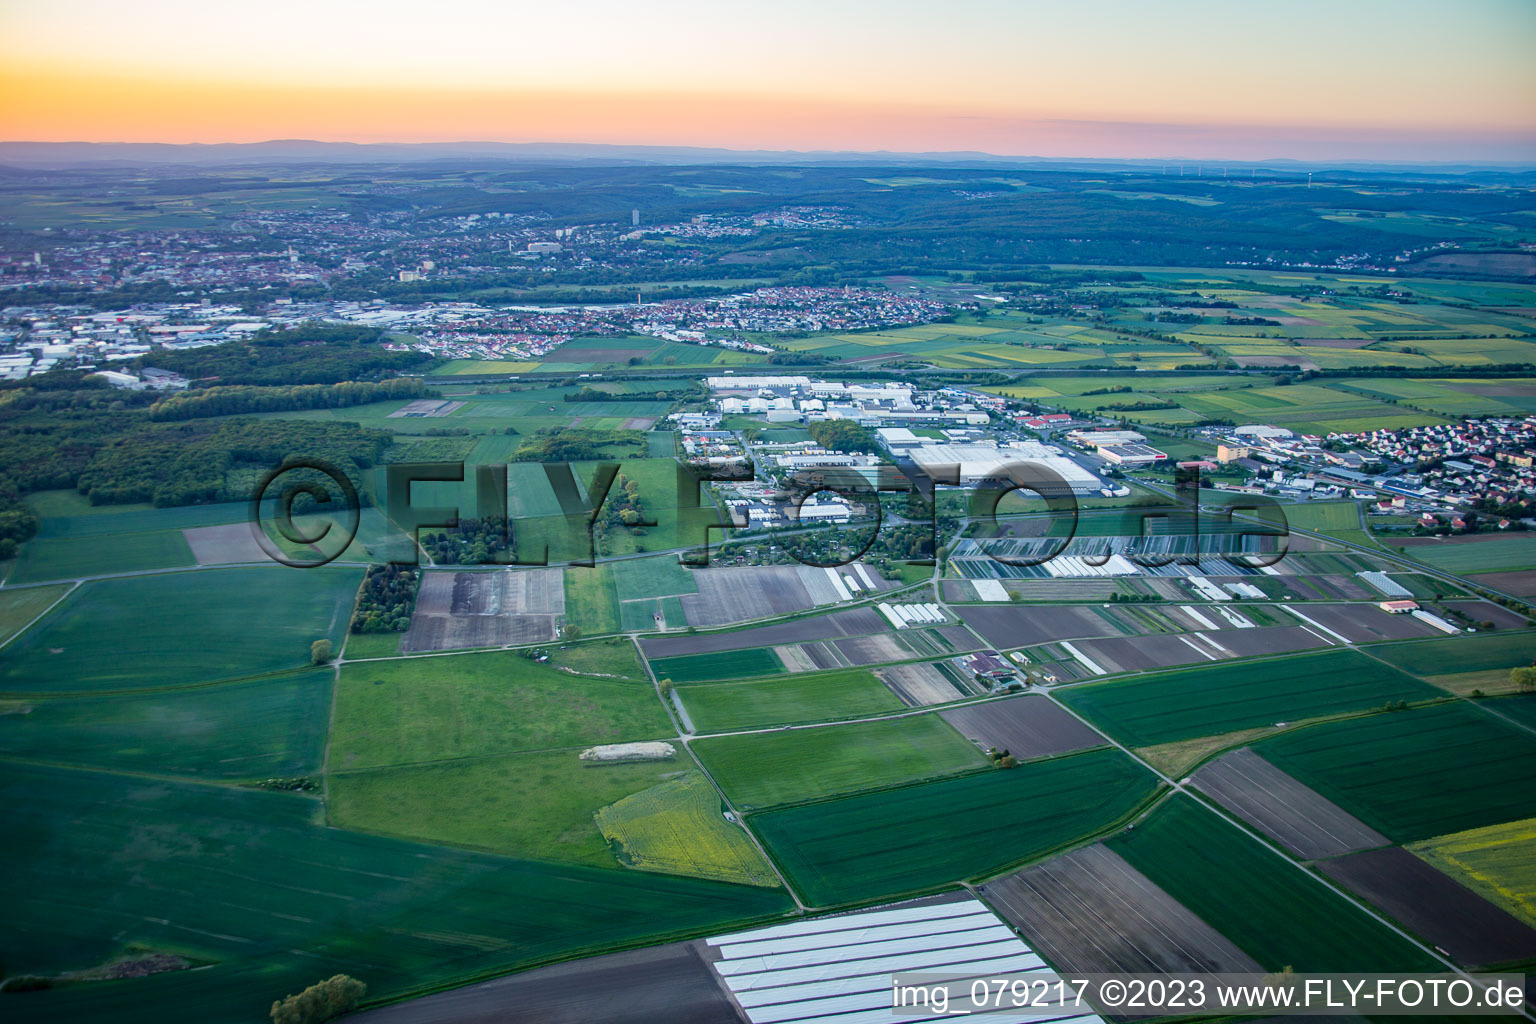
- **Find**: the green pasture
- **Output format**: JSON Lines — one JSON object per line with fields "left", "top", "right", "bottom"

{"left": 1372, "top": 631, "right": 1536, "bottom": 678}
{"left": 693, "top": 714, "right": 986, "bottom": 810}
{"left": 329, "top": 748, "right": 687, "bottom": 866}
{"left": 676, "top": 669, "right": 904, "bottom": 732}
{"left": 328, "top": 648, "right": 671, "bottom": 770}
{"left": 1400, "top": 535, "right": 1536, "bottom": 574}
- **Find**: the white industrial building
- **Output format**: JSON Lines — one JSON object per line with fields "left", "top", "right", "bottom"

{"left": 908, "top": 441, "right": 1105, "bottom": 494}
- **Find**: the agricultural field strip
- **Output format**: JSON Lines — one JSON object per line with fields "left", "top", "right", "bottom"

{"left": 979, "top": 843, "right": 1261, "bottom": 976}
{"left": 0, "top": 580, "right": 79, "bottom": 650}
{"left": 629, "top": 631, "right": 804, "bottom": 907}
{"left": 1015, "top": 696, "right": 1487, "bottom": 980}
{"left": 1189, "top": 749, "right": 1389, "bottom": 860}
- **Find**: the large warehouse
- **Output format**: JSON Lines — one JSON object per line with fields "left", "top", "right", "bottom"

{"left": 908, "top": 441, "right": 1106, "bottom": 494}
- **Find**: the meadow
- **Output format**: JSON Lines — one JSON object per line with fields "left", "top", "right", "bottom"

{"left": 750, "top": 747, "right": 1158, "bottom": 906}
{"left": 593, "top": 770, "right": 780, "bottom": 887}
{"left": 676, "top": 668, "right": 904, "bottom": 732}
{"left": 0, "top": 566, "right": 360, "bottom": 694}
{"left": 692, "top": 714, "right": 986, "bottom": 810}
{"left": 328, "top": 748, "right": 688, "bottom": 866}
{"left": 328, "top": 648, "right": 671, "bottom": 770}
{"left": 1108, "top": 796, "right": 1438, "bottom": 972}
{"left": 1256, "top": 702, "right": 1536, "bottom": 842}
{"left": 0, "top": 763, "right": 789, "bottom": 1024}
{"left": 1058, "top": 648, "right": 1439, "bottom": 748}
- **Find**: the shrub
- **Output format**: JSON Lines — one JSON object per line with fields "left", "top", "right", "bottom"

{"left": 270, "top": 974, "right": 366, "bottom": 1024}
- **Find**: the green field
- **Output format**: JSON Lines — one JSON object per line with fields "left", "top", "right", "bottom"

{"left": 0, "top": 763, "right": 790, "bottom": 1024}
{"left": 1281, "top": 501, "right": 1364, "bottom": 534}
{"left": 546, "top": 637, "right": 647, "bottom": 680}
{"left": 563, "top": 564, "right": 621, "bottom": 635}
{"left": 1411, "top": 816, "right": 1536, "bottom": 928}
{"left": 0, "top": 583, "right": 71, "bottom": 644}
{"left": 0, "top": 668, "right": 330, "bottom": 778}
{"left": 1401, "top": 535, "right": 1536, "bottom": 574}
{"left": 609, "top": 552, "right": 698, "bottom": 602}
{"left": 1058, "top": 648, "right": 1439, "bottom": 747}
{"left": 1107, "top": 796, "right": 1438, "bottom": 971}
{"left": 750, "top": 747, "right": 1158, "bottom": 906}
{"left": 594, "top": 770, "right": 779, "bottom": 886}
{"left": 650, "top": 647, "right": 783, "bottom": 683}
{"left": 329, "top": 748, "right": 689, "bottom": 866}
{"left": 0, "top": 566, "right": 360, "bottom": 694}
{"left": 692, "top": 714, "right": 986, "bottom": 810}
{"left": 1256, "top": 702, "right": 1536, "bottom": 842}
{"left": 1372, "top": 631, "right": 1536, "bottom": 678}
{"left": 676, "top": 669, "right": 904, "bottom": 731}
{"left": 329, "top": 649, "right": 671, "bottom": 770}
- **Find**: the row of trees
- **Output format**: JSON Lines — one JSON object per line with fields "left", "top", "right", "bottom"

{"left": 510, "top": 427, "right": 646, "bottom": 463}
{"left": 148, "top": 377, "right": 432, "bottom": 421}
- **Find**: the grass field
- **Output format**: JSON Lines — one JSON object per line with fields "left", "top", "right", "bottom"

{"left": 594, "top": 770, "right": 779, "bottom": 886}
{"left": 1108, "top": 796, "right": 1439, "bottom": 971}
{"left": 676, "top": 669, "right": 904, "bottom": 731}
{"left": 609, "top": 552, "right": 698, "bottom": 602}
{"left": 1410, "top": 816, "right": 1536, "bottom": 929}
{"left": 750, "top": 747, "right": 1158, "bottom": 906}
{"left": 547, "top": 637, "right": 647, "bottom": 680}
{"left": 329, "top": 649, "right": 671, "bottom": 770}
{"left": 1058, "top": 649, "right": 1439, "bottom": 747}
{"left": 0, "top": 668, "right": 330, "bottom": 778}
{"left": 329, "top": 748, "right": 688, "bottom": 866}
{"left": 563, "top": 564, "right": 620, "bottom": 635}
{"left": 0, "top": 566, "right": 360, "bottom": 694}
{"left": 650, "top": 646, "right": 783, "bottom": 683}
{"left": 1256, "top": 702, "right": 1536, "bottom": 842}
{"left": 0, "top": 763, "right": 790, "bottom": 1024}
{"left": 0, "top": 583, "right": 71, "bottom": 645}
{"left": 692, "top": 714, "right": 986, "bottom": 810}
{"left": 341, "top": 630, "right": 403, "bottom": 659}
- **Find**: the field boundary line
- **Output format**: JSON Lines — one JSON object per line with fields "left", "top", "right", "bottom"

{"left": 0, "top": 579, "right": 78, "bottom": 652}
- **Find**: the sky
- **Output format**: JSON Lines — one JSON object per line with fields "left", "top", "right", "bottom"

{"left": 2, "top": 0, "right": 1534, "bottom": 161}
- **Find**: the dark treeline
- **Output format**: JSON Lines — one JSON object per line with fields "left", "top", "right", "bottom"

{"left": 149, "top": 377, "right": 433, "bottom": 421}
{"left": 351, "top": 565, "right": 421, "bottom": 633}
{"left": 77, "top": 418, "right": 391, "bottom": 506}
{"left": 135, "top": 324, "right": 435, "bottom": 386}
{"left": 509, "top": 428, "right": 647, "bottom": 463}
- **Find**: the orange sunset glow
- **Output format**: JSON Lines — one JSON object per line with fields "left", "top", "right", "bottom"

{"left": 3, "top": 0, "right": 1536, "bottom": 161}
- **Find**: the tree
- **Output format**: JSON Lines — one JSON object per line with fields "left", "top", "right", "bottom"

{"left": 271, "top": 974, "right": 366, "bottom": 1024}
{"left": 310, "top": 639, "right": 334, "bottom": 665}
{"left": 1512, "top": 666, "right": 1536, "bottom": 695}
